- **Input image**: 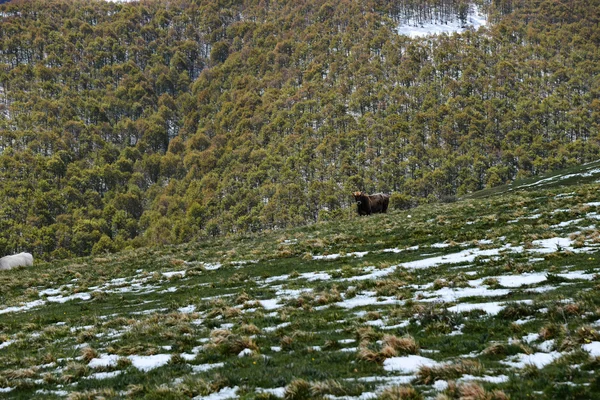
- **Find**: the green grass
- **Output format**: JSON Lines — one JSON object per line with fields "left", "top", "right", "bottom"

{"left": 2, "top": 170, "right": 600, "bottom": 399}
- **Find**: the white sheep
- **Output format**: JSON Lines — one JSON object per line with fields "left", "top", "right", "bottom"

{"left": 0, "top": 252, "right": 34, "bottom": 270}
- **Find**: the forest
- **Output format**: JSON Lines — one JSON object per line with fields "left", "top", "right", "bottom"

{"left": 0, "top": 0, "right": 598, "bottom": 259}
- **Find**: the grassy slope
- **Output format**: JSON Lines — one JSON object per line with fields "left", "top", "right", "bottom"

{"left": 1, "top": 165, "right": 600, "bottom": 399}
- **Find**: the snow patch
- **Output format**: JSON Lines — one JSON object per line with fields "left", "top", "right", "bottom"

{"left": 383, "top": 355, "right": 441, "bottom": 373}
{"left": 396, "top": 5, "right": 487, "bottom": 38}
{"left": 501, "top": 351, "right": 562, "bottom": 369}
{"left": 582, "top": 341, "right": 600, "bottom": 357}
{"left": 88, "top": 354, "right": 120, "bottom": 368}
{"left": 193, "top": 386, "right": 239, "bottom": 400}
{"left": 128, "top": 354, "right": 171, "bottom": 371}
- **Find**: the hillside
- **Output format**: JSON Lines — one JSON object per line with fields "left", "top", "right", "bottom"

{"left": 1, "top": 168, "right": 600, "bottom": 399}
{"left": 0, "top": 0, "right": 599, "bottom": 258}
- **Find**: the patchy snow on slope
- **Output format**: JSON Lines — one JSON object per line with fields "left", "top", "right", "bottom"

{"left": 88, "top": 354, "right": 119, "bottom": 369}
{"left": 447, "top": 301, "right": 511, "bottom": 316}
{"left": 582, "top": 342, "right": 600, "bottom": 357}
{"left": 193, "top": 386, "right": 239, "bottom": 400}
{"left": 400, "top": 246, "right": 511, "bottom": 269}
{"left": 469, "top": 273, "right": 547, "bottom": 288}
{"left": 416, "top": 286, "right": 510, "bottom": 302}
{"left": 396, "top": 5, "right": 488, "bottom": 38}
{"left": 128, "top": 354, "right": 171, "bottom": 372}
{"left": 0, "top": 299, "right": 46, "bottom": 315}
{"left": 501, "top": 351, "right": 562, "bottom": 369}
{"left": 459, "top": 374, "right": 510, "bottom": 384}
{"left": 383, "top": 354, "right": 441, "bottom": 373}
{"left": 191, "top": 363, "right": 224, "bottom": 373}
{"left": 85, "top": 371, "right": 123, "bottom": 380}
{"left": 335, "top": 292, "right": 404, "bottom": 309}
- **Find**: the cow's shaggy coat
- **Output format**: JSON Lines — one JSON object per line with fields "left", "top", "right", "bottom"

{"left": 352, "top": 192, "right": 390, "bottom": 215}
{"left": 0, "top": 252, "right": 33, "bottom": 270}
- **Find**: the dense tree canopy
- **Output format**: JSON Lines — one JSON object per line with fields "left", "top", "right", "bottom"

{"left": 0, "top": 0, "right": 598, "bottom": 258}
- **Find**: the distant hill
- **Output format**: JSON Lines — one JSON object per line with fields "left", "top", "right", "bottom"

{"left": 0, "top": 0, "right": 598, "bottom": 259}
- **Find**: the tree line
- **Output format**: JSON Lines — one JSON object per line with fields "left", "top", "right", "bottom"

{"left": 0, "top": 0, "right": 598, "bottom": 259}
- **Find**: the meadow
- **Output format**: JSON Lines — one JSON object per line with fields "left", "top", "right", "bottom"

{"left": 2, "top": 164, "right": 600, "bottom": 399}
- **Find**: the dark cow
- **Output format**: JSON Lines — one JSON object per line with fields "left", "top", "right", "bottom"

{"left": 352, "top": 191, "right": 390, "bottom": 216}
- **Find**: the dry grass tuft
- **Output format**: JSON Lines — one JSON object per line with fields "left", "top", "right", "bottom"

{"left": 562, "top": 302, "right": 582, "bottom": 316}
{"left": 355, "top": 326, "right": 379, "bottom": 343}
{"left": 416, "top": 360, "right": 483, "bottom": 384}
{"left": 80, "top": 346, "right": 99, "bottom": 362}
{"left": 379, "top": 345, "right": 398, "bottom": 358}
{"left": 222, "top": 306, "right": 242, "bottom": 318}
{"left": 236, "top": 291, "right": 251, "bottom": 304}
{"left": 379, "top": 385, "right": 423, "bottom": 400}
{"left": 482, "top": 343, "right": 506, "bottom": 356}
{"left": 460, "top": 382, "right": 509, "bottom": 400}
{"left": 382, "top": 334, "right": 419, "bottom": 355}
{"left": 438, "top": 381, "right": 509, "bottom": 400}
{"left": 576, "top": 326, "right": 600, "bottom": 344}
{"left": 77, "top": 328, "right": 97, "bottom": 343}
{"left": 356, "top": 347, "right": 386, "bottom": 364}
{"left": 310, "top": 379, "right": 349, "bottom": 397}
{"left": 170, "top": 258, "right": 185, "bottom": 266}
{"left": 3, "top": 367, "right": 38, "bottom": 380}
{"left": 280, "top": 335, "right": 294, "bottom": 350}
{"left": 67, "top": 388, "right": 118, "bottom": 400}
{"left": 539, "top": 323, "right": 564, "bottom": 340}
{"left": 285, "top": 378, "right": 312, "bottom": 400}
{"left": 316, "top": 288, "right": 342, "bottom": 305}
{"left": 240, "top": 323, "right": 261, "bottom": 335}
{"left": 207, "top": 329, "right": 258, "bottom": 355}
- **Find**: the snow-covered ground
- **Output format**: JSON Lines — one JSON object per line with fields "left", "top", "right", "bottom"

{"left": 397, "top": 5, "right": 488, "bottom": 37}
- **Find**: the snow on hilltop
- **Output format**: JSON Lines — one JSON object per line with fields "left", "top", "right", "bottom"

{"left": 397, "top": 5, "right": 488, "bottom": 38}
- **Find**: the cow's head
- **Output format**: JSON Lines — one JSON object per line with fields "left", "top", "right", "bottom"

{"left": 353, "top": 191, "right": 364, "bottom": 204}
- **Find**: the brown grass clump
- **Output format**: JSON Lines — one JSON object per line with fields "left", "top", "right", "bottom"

{"left": 482, "top": 343, "right": 506, "bottom": 356}
{"left": 462, "top": 382, "right": 509, "bottom": 400}
{"left": 379, "top": 385, "right": 423, "bottom": 400}
{"left": 379, "top": 345, "right": 398, "bottom": 358}
{"left": 117, "top": 357, "right": 133, "bottom": 369}
{"left": 222, "top": 306, "right": 242, "bottom": 318}
{"left": 576, "top": 326, "right": 600, "bottom": 344}
{"left": 65, "top": 362, "right": 89, "bottom": 379}
{"left": 3, "top": 367, "right": 38, "bottom": 380}
{"left": 316, "top": 288, "right": 342, "bottom": 305}
{"left": 236, "top": 291, "right": 251, "bottom": 304}
{"left": 357, "top": 347, "right": 386, "bottom": 364}
{"left": 80, "top": 347, "right": 99, "bottom": 363}
{"left": 67, "top": 388, "right": 118, "bottom": 400}
{"left": 382, "top": 334, "right": 419, "bottom": 355}
{"left": 177, "top": 377, "right": 212, "bottom": 398}
{"left": 207, "top": 329, "right": 258, "bottom": 355}
{"left": 125, "top": 384, "right": 146, "bottom": 398}
{"left": 210, "top": 329, "right": 233, "bottom": 344}
{"left": 284, "top": 378, "right": 312, "bottom": 400}
{"left": 438, "top": 381, "right": 509, "bottom": 400}
{"left": 77, "top": 328, "right": 97, "bottom": 343}
{"left": 240, "top": 323, "right": 261, "bottom": 335}
{"left": 355, "top": 326, "right": 379, "bottom": 344}
{"left": 170, "top": 258, "right": 185, "bottom": 266}
{"left": 562, "top": 303, "right": 582, "bottom": 316}
{"left": 539, "top": 323, "right": 564, "bottom": 340}
{"left": 280, "top": 335, "right": 294, "bottom": 350}
{"left": 416, "top": 360, "right": 483, "bottom": 385}
{"left": 355, "top": 332, "right": 420, "bottom": 365}
{"left": 433, "top": 279, "right": 449, "bottom": 290}
{"left": 310, "top": 379, "right": 349, "bottom": 397}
